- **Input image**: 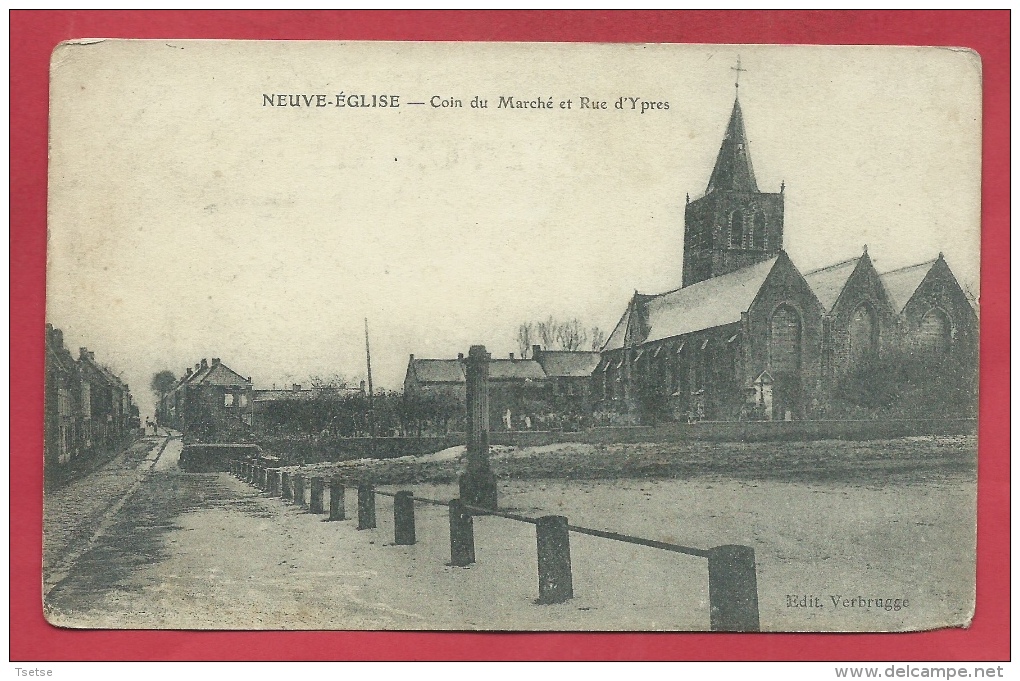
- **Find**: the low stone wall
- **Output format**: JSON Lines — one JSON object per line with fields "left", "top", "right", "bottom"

{"left": 492, "top": 418, "right": 977, "bottom": 447}
{"left": 253, "top": 419, "right": 975, "bottom": 465}
{"left": 256, "top": 434, "right": 464, "bottom": 465}
{"left": 179, "top": 443, "right": 264, "bottom": 472}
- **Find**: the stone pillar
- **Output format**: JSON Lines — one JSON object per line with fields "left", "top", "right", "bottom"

{"left": 328, "top": 479, "right": 346, "bottom": 521}
{"left": 449, "top": 498, "right": 475, "bottom": 567}
{"left": 458, "top": 345, "right": 497, "bottom": 509}
{"left": 309, "top": 477, "right": 325, "bottom": 513}
{"left": 707, "top": 544, "right": 760, "bottom": 632}
{"left": 536, "top": 515, "right": 573, "bottom": 604}
{"left": 393, "top": 491, "right": 416, "bottom": 545}
{"left": 281, "top": 472, "right": 292, "bottom": 500}
{"left": 293, "top": 475, "right": 306, "bottom": 507}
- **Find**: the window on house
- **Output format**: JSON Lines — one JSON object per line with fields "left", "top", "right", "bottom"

{"left": 224, "top": 393, "right": 235, "bottom": 407}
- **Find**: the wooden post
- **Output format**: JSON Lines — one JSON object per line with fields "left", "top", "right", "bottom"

{"left": 328, "top": 479, "right": 346, "bottom": 521}
{"left": 393, "top": 491, "right": 416, "bottom": 545}
{"left": 459, "top": 345, "right": 497, "bottom": 509}
{"left": 268, "top": 470, "right": 280, "bottom": 496}
{"left": 536, "top": 515, "right": 573, "bottom": 604}
{"left": 293, "top": 475, "right": 306, "bottom": 507}
{"left": 449, "top": 498, "right": 475, "bottom": 566}
{"left": 309, "top": 477, "right": 325, "bottom": 513}
{"left": 281, "top": 472, "right": 292, "bottom": 501}
{"left": 357, "top": 484, "right": 376, "bottom": 530}
{"left": 707, "top": 545, "right": 760, "bottom": 632}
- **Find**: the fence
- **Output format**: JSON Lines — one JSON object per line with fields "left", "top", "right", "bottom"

{"left": 227, "top": 456, "right": 760, "bottom": 632}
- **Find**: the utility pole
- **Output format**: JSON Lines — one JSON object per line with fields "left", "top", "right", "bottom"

{"left": 365, "top": 317, "right": 375, "bottom": 438}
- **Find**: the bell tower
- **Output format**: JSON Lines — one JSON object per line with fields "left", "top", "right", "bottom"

{"left": 681, "top": 86, "right": 785, "bottom": 288}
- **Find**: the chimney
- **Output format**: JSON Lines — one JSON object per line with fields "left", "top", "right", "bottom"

{"left": 292, "top": 384, "right": 301, "bottom": 392}
{"left": 509, "top": 352, "right": 515, "bottom": 359}
{"left": 186, "top": 368, "right": 193, "bottom": 377}
{"left": 359, "top": 380, "right": 366, "bottom": 393}
{"left": 212, "top": 357, "right": 221, "bottom": 365}
{"left": 194, "top": 363, "right": 200, "bottom": 372}
{"left": 409, "top": 353, "right": 414, "bottom": 361}
{"left": 200, "top": 358, "right": 208, "bottom": 370}
{"left": 532, "top": 344, "right": 542, "bottom": 358}
{"left": 457, "top": 353, "right": 464, "bottom": 361}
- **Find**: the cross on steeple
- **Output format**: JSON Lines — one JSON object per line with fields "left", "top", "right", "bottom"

{"left": 731, "top": 55, "right": 747, "bottom": 90}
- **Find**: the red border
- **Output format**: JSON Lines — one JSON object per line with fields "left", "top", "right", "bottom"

{"left": 11, "top": 10, "right": 1009, "bottom": 661}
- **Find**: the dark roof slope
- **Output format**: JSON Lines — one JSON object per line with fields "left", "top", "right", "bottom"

{"left": 535, "top": 351, "right": 602, "bottom": 378}
{"left": 411, "top": 359, "right": 466, "bottom": 384}
{"left": 706, "top": 97, "right": 759, "bottom": 194}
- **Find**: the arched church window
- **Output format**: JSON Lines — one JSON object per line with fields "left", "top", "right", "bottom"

{"left": 917, "top": 308, "right": 952, "bottom": 355}
{"left": 729, "top": 210, "right": 743, "bottom": 248}
{"left": 752, "top": 211, "right": 767, "bottom": 249}
{"left": 848, "top": 304, "right": 879, "bottom": 367}
{"left": 770, "top": 305, "right": 802, "bottom": 376}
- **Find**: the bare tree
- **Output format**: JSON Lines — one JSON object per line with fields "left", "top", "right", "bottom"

{"left": 517, "top": 317, "right": 606, "bottom": 353}
{"left": 516, "top": 322, "right": 535, "bottom": 358}
{"left": 590, "top": 326, "right": 607, "bottom": 352}
{"left": 556, "top": 318, "right": 587, "bottom": 351}
{"left": 537, "top": 316, "right": 558, "bottom": 349}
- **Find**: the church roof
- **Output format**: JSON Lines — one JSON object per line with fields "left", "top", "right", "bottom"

{"left": 879, "top": 259, "right": 937, "bottom": 313}
{"left": 601, "top": 304, "right": 632, "bottom": 352}
{"left": 706, "top": 97, "right": 759, "bottom": 194}
{"left": 804, "top": 257, "right": 861, "bottom": 312}
{"left": 535, "top": 351, "right": 602, "bottom": 377}
{"left": 642, "top": 256, "right": 778, "bottom": 343}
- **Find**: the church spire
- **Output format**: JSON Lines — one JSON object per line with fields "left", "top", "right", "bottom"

{"left": 705, "top": 97, "right": 759, "bottom": 194}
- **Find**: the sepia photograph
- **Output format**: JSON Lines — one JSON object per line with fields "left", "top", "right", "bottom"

{"left": 42, "top": 40, "right": 981, "bottom": 633}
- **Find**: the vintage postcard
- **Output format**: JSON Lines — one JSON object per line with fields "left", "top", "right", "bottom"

{"left": 43, "top": 41, "right": 980, "bottom": 632}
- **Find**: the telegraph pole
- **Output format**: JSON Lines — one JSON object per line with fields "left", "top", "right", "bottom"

{"left": 365, "top": 317, "right": 375, "bottom": 438}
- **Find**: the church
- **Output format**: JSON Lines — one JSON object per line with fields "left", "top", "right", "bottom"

{"left": 596, "top": 95, "right": 978, "bottom": 422}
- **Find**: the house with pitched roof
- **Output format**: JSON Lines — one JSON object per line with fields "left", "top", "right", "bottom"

{"left": 403, "top": 348, "right": 601, "bottom": 431}
{"left": 599, "top": 94, "right": 978, "bottom": 422}
{"left": 159, "top": 358, "right": 253, "bottom": 440}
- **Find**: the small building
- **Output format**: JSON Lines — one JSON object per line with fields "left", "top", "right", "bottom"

{"left": 403, "top": 348, "right": 601, "bottom": 431}
{"left": 161, "top": 358, "right": 253, "bottom": 441}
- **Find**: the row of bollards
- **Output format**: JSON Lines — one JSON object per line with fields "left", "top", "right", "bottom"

{"left": 227, "top": 457, "right": 759, "bottom": 631}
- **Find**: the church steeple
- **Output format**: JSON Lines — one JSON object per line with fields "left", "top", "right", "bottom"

{"left": 706, "top": 98, "right": 759, "bottom": 194}
{"left": 681, "top": 92, "right": 785, "bottom": 288}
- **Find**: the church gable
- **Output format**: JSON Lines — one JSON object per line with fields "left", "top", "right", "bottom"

{"left": 899, "top": 256, "right": 978, "bottom": 357}
{"left": 824, "top": 252, "right": 899, "bottom": 380}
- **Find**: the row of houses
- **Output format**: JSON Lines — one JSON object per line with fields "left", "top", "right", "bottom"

{"left": 155, "top": 358, "right": 370, "bottom": 440}
{"left": 404, "top": 345, "right": 602, "bottom": 432}
{"left": 44, "top": 324, "right": 139, "bottom": 468}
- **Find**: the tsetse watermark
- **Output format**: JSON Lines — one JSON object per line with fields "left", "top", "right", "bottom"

{"left": 13, "top": 670, "right": 53, "bottom": 677}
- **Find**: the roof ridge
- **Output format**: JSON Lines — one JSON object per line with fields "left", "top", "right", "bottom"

{"left": 879, "top": 258, "right": 937, "bottom": 276}
{"left": 804, "top": 256, "right": 860, "bottom": 275}
{"left": 639, "top": 255, "right": 779, "bottom": 298}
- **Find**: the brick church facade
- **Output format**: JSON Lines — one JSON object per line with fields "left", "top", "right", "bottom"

{"left": 597, "top": 96, "right": 978, "bottom": 421}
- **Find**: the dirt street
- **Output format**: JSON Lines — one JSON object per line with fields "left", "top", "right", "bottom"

{"left": 42, "top": 436, "right": 976, "bottom": 631}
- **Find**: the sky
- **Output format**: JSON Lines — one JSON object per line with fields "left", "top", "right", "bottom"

{"left": 46, "top": 42, "right": 982, "bottom": 416}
